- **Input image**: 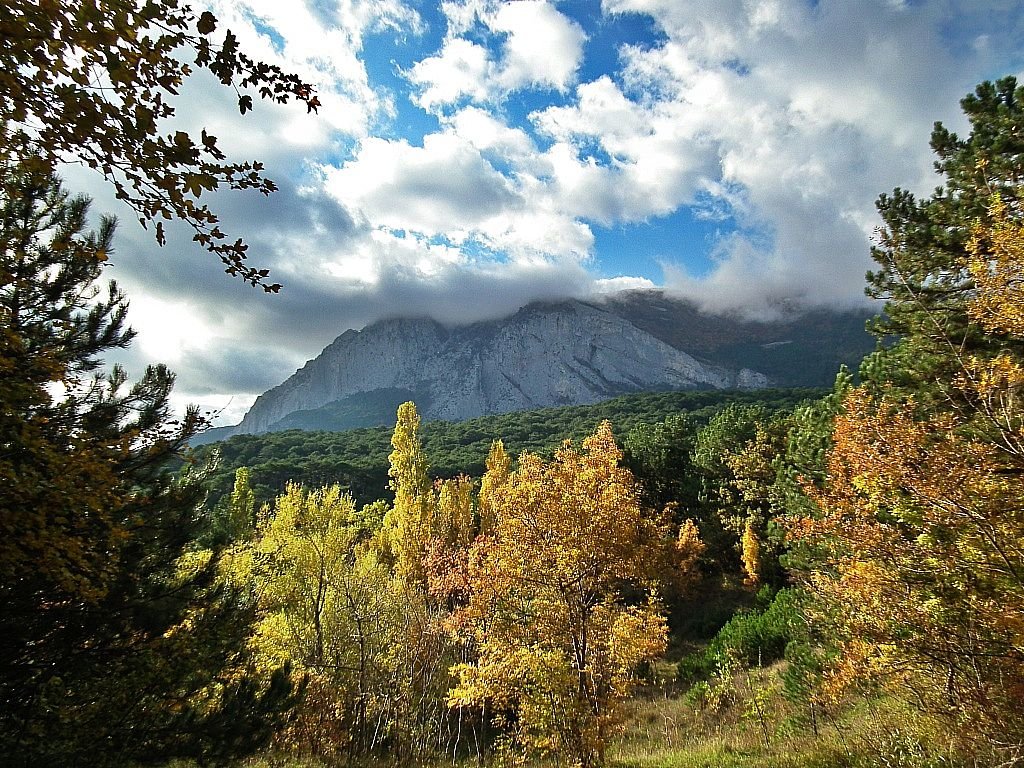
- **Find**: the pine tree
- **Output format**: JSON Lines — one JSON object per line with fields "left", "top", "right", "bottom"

{"left": 866, "top": 77, "right": 1024, "bottom": 400}
{"left": 0, "top": 139, "right": 296, "bottom": 765}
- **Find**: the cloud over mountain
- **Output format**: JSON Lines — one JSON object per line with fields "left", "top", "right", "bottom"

{"left": 55, "top": 0, "right": 1022, "bottom": 423}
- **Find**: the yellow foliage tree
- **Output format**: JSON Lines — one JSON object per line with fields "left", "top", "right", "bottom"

{"left": 477, "top": 439, "right": 510, "bottom": 534}
{"left": 798, "top": 392, "right": 1024, "bottom": 743}
{"left": 740, "top": 518, "right": 762, "bottom": 587}
{"left": 674, "top": 518, "right": 707, "bottom": 592}
{"left": 375, "top": 402, "right": 476, "bottom": 759}
{"left": 380, "top": 401, "right": 433, "bottom": 582}
{"left": 449, "top": 422, "right": 669, "bottom": 768}
{"left": 222, "top": 483, "right": 398, "bottom": 755}
{"left": 967, "top": 193, "right": 1024, "bottom": 338}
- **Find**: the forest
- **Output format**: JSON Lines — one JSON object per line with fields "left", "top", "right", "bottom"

{"left": 198, "top": 387, "right": 823, "bottom": 512}
{"left": 2, "top": 3, "right": 1023, "bottom": 767}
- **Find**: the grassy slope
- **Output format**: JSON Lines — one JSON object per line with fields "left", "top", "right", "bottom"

{"left": 612, "top": 670, "right": 938, "bottom": 768}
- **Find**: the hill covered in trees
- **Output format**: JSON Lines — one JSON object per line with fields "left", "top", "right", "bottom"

{"left": 197, "top": 387, "right": 823, "bottom": 511}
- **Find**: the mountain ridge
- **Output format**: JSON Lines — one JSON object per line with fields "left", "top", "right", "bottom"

{"left": 195, "top": 292, "right": 875, "bottom": 444}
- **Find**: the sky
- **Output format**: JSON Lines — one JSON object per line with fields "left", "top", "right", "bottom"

{"left": 63, "top": 0, "right": 1024, "bottom": 425}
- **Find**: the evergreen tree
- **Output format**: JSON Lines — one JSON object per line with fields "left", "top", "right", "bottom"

{"left": 0, "top": 138, "right": 296, "bottom": 765}
{"left": 623, "top": 413, "right": 701, "bottom": 513}
{"left": 867, "top": 76, "right": 1024, "bottom": 399}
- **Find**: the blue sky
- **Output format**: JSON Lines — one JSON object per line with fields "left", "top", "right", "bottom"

{"left": 70, "top": 0, "right": 1024, "bottom": 424}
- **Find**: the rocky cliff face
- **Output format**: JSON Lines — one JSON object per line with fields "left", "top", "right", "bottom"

{"left": 234, "top": 300, "right": 768, "bottom": 436}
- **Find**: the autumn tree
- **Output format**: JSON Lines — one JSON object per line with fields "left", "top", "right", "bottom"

{"left": 222, "top": 483, "right": 398, "bottom": 756}
{"left": 449, "top": 422, "right": 672, "bottom": 768}
{"left": 1, "top": 0, "right": 319, "bottom": 289}
{"left": 208, "top": 464, "right": 257, "bottom": 545}
{"left": 722, "top": 418, "right": 794, "bottom": 586}
{"left": 477, "top": 438, "right": 510, "bottom": 534}
{"left": 798, "top": 385, "right": 1024, "bottom": 755}
{"left": 688, "top": 404, "right": 782, "bottom": 575}
{"left": 373, "top": 402, "right": 474, "bottom": 760}
{"left": 793, "top": 81, "right": 1024, "bottom": 760}
{"left": 380, "top": 401, "right": 434, "bottom": 582}
{"left": 0, "top": 140, "right": 295, "bottom": 765}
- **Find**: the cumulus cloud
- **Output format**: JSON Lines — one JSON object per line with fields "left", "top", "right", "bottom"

{"left": 585, "top": 0, "right": 1022, "bottom": 315}
{"left": 54, "top": 0, "right": 1023, "bottom": 423}
{"left": 407, "top": 0, "right": 586, "bottom": 110}
{"left": 322, "top": 133, "right": 519, "bottom": 236}
{"left": 444, "top": 106, "right": 536, "bottom": 160}
{"left": 403, "top": 38, "right": 492, "bottom": 110}
{"left": 488, "top": 1, "right": 587, "bottom": 93}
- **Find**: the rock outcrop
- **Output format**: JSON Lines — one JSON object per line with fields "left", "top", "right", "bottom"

{"left": 233, "top": 300, "right": 768, "bottom": 436}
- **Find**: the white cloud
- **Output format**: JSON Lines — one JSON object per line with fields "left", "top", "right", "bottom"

{"left": 407, "top": 0, "right": 585, "bottom": 111}
{"left": 490, "top": 1, "right": 587, "bottom": 93}
{"left": 322, "top": 133, "right": 519, "bottom": 236}
{"left": 593, "top": 275, "right": 657, "bottom": 293}
{"left": 532, "top": 76, "right": 651, "bottom": 159}
{"left": 316, "top": 0, "right": 1021, "bottom": 321}
{"left": 480, "top": 208, "right": 595, "bottom": 261}
{"left": 579, "top": 0, "right": 1016, "bottom": 315}
{"left": 127, "top": 295, "right": 216, "bottom": 364}
{"left": 203, "top": 0, "right": 422, "bottom": 138}
{"left": 319, "top": 126, "right": 601, "bottom": 263}
{"left": 527, "top": 78, "right": 719, "bottom": 225}
{"left": 444, "top": 107, "right": 535, "bottom": 160}
{"left": 66, "top": 0, "right": 1022, "bottom": 422}
{"left": 406, "top": 38, "right": 493, "bottom": 110}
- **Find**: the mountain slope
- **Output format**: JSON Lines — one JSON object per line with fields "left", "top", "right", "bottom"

{"left": 598, "top": 291, "right": 876, "bottom": 387}
{"left": 195, "top": 292, "right": 876, "bottom": 443}
{"left": 231, "top": 300, "right": 768, "bottom": 437}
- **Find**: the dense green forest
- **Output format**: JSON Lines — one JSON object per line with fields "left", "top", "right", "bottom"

{"left": 198, "top": 387, "right": 823, "bottom": 511}
{"left": 2, "top": 4, "right": 1024, "bottom": 767}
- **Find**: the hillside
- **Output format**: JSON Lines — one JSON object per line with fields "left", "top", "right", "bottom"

{"left": 197, "top": 386, "right": 822, "bottom": 511}
{"left": 599, "top": 290, "right": 877, "bottom": 386}
{"left": 196, "top": 292, "right": 874, "bottom": 444}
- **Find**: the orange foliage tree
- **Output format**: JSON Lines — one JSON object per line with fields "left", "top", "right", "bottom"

{"left": 793, "top": 195, "right": 1024, "bottom": 757}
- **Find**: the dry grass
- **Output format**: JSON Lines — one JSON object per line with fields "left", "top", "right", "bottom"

{"left": 195, "top": 663, "right": 956, "bottom": 768}
{"left": 608, "top": 663, "right": 954, "bottom": 768}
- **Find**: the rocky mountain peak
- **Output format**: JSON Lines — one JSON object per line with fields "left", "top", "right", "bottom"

{"left": 204, "top": 292, "right": 874, "bottom": 441}
{"left": 229, "top": 298, "right": 773, "bottom": 437}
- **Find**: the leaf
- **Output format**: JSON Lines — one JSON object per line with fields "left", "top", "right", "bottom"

{"left": 197, "top": 11, "right": 217, "bottom": 35}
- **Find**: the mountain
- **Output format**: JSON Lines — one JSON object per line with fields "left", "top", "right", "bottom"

{"left": 196, "top": 293, "right": 876, "bottom": 443}
{"left": 599, "top": 291, "right": 877, "bottom": 387}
